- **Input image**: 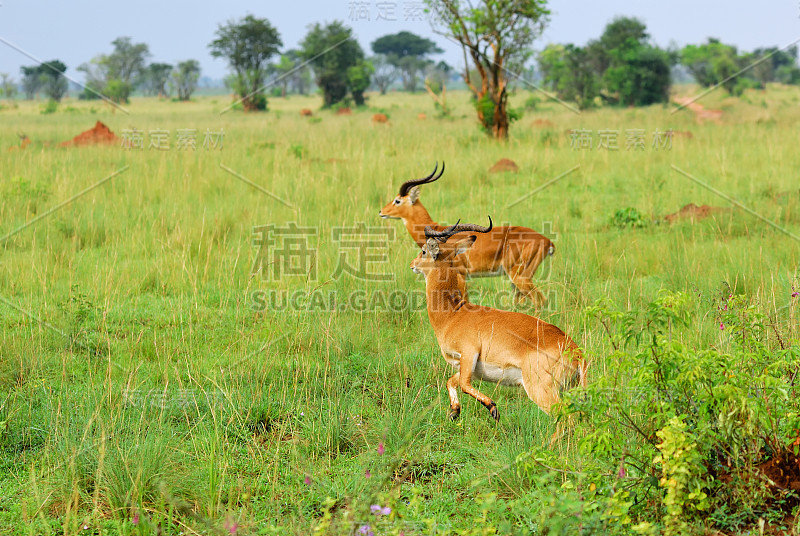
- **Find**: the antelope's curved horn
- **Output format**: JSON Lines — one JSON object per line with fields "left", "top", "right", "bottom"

{"left": 424, "top": 216, "right": 493, "bottom": 243}
{"left": 398, "top": 161, "right": 445, "bottom": 197}
{"left": 424, "top": 219, "right": 460, "bottom": 241}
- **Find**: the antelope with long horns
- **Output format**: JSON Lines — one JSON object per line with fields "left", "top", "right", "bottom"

{"left": 411, "top": 217, "right": 586, "bottom": 428}
{"left": 380, "top": 163, "right": 554, "bottom": 305}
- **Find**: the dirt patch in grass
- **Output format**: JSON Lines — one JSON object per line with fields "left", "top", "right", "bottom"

{"left": 60, "top": 121, "right": 119, "bottom": 147}
{"left": 489, "top": 158, "right": 519, "bottom": 173}
{"left": 664, "top": 203, "right": 729, "bottom": 223}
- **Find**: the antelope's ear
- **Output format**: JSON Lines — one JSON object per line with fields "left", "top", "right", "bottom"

{"left": 408, "top": 186, "right": 421, "bottom": 204}
{"left": 425, "top": 237, "right": 440, "bottom": 260}
{"left": 452, "top": 235, "right": 477, "bottom": 257}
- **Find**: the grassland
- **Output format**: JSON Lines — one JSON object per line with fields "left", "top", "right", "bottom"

{"left": 0, "top": 85, "right": 799, "bottom": 534}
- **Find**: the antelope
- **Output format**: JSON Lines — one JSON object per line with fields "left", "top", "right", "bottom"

{"left": 380, "top": 163, "right": 554, "bottom": 305}
{"left": 410, "top": 218, "right": 586, "bottom": 431}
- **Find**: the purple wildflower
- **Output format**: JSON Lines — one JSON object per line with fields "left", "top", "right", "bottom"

{"left": 365, "top": 469, "right": 371, "bottom": 478}
{"left": 377, "top": 442, "right": 385, "bottom": 455}
{"left": 357, "top": 524, "right": 374, "bottom": 536}
{"left": 370, "top": 504, "right": 391, "bottom": 516}
{"left": 720, "top": 322, "right": 724, "bottom": 330}
{"left": 793, "top": 292, "right": 799, "bottom": 298}
{"left": 132, "top": 512, "right": 139, "bottom": 525}
{"left": 304, "top": 475, "right": 311, "bottom": 486}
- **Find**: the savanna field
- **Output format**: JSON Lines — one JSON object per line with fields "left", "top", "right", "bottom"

{"left": 1, "top": 87, "right": 800, "bottom": 534}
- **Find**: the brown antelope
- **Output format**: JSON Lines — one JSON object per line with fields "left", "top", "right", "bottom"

{"left": 411, "top": 218, "right": 587, "bottom": 429}
{"left": 379, "top": 163, "right": 554, "bottom": 305}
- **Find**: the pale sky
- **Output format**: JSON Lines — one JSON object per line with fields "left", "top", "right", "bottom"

{"left": 0, "top": 1, "right": 798, "bottom": 83}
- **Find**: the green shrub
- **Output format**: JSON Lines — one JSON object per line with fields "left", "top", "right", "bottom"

{"left": 611, "top": 207, "right": 648, "bottom": 229}
{"left": 40, "top": 99, "right": 58, "bottom": 114}
{"left": 556, "top": 291, "right": 800, "bottom": 533}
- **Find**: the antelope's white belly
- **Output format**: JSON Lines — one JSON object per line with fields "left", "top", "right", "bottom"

{"left": 474, "top": 361, "right": 523, "bottom": 387}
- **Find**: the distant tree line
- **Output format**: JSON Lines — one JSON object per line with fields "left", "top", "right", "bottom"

{"left": 0, "top": 37, "right": 202, "bottom": 104}
{"left": 681, "top": 40, "right": 800, "bottom": 94}
{"left": 2, "top": 1, "right": 799, "bottom": 140}
{"left": 538, "top": 17, "right": 674, "bottom": 109}
{"left": 538, "top": 16, "right": 800, "bottom": 110}
{"left": 78, "top": 37, "right": 201, "bottom": 103}
{"left": 18, "top": 60, "right": 68, "bottom": 101}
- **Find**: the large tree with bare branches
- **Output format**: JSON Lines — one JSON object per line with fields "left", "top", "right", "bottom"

{"left": 425, "top": 0, "right": 550, "bottom": 139}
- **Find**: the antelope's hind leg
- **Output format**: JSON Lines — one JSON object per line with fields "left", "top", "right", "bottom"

{"left": 506, "top": 243, "right": 548, "bottom": 307}
{"left": 447, "top": 372, "right": 461, "bottom": 420}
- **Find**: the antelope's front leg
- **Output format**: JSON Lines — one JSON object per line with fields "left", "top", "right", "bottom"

{"left": 459, "top": 351, "right": 499, "bottom": 421}
{"left": 446, "top": 372, "right": 461, "bottom": 420}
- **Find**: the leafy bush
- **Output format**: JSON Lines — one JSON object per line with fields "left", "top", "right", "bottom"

{"left": 474, "top": 94, "right": 521, "bottom": 135}
{"left": 733, "top": 77, "right": 760, "bottom": 97}
{"left": 251, "top": 92, "right": 268, "bottom": 111}
{"left": 524, "top": 95, "right": 540, "bottom": 110}
{"left": 40, "top": 99, "right": 58, "bottom": 114}
{"left": 611, "top": 207, "right": 648, "bottom": 228}
{"left": 289, "top": 143, "right": 307, "bottom": 159}
{"left": 553, "top": 291, "right": 800, "bottom": 534}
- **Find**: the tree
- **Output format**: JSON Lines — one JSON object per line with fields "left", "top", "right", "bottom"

{"left": 20, "top": 65, "right": 42, "bottom": 99}
{"left": 271, "top": 49, "right": 313, "bottom": 95}
{"left": 76, "top": 58, "right": 106, "bottom": 100}
{"left": 271, "top": 54, "right": 294, "bottom": 97}
{"left": 371, "top": 54, "right": 396, "bottom": 94}
{"left": 538, "top": 44, "right": 598, "bottom": 110}
{"left": 40, "top": 60, "right": 68, "bottom": 102}
{"left": 604, "top": 45, "right": 671, "bottom": 106}
{"left": 595, "top": 18, "right": 670, "bottom": 106}
{"left": 285, "top": 49, "right": 312, "bottom": 95}
{"left": 348, "top": 59, "right": 374, "bottom": 106}
{"left": 539, "top": 18, "right": 671, "bottom": 108}
{"left": 425, "top": 60, "right": 453, "bottom": 91}
{"left": 171, "top": 60, "right": 201, "bottom": 101}
{"left": 145, "top": 63, "right": 173, "bottom": 97}
{"left": 106, "top": 37, "right": 150, "bottom": 88}
{"left": 19, "top": 61, "right": 68, "bottom": 101}
{"left": 77, "top": 37, "right": 150, "bottom": 103}
{"left": 0, "top": 74, "right": 17, "bottom": 99}
{"left": 371, "top": 31, "right": 442, "bottom": 92}
{"left": 775, "top": 46, "right": 800, "bottom": 85}
{"left": 749, "top": 46, "right": 800, "bottom": 88}
{"left": 209, "top": 15, "right": 282, "bottom": 111}
{"left": 681, "top": 39, "right": 739, "bottom": 93}
{"left": 426, "top": 0, "right": 550, "bottom": 139}
{"left": 301, "top": 21, "right": 364, "bottom": 107}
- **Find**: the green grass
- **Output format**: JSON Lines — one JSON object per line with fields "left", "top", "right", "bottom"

{"left": 1, "top": 85, "right": 799, "bottom": 534}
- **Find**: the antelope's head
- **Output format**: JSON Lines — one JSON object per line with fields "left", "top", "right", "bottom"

{"left": 379, "top": 162, "right": 444, "bottom": 220}
{"left": 410, "top": 217, "right": 493, "bottom": 276}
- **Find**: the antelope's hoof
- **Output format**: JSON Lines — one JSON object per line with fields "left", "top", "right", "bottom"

{"left": 488, "top": 402, "right": 499, "bottom": 421}
{"left": 448, "top": 407, "right": 461, "bottom": 421}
